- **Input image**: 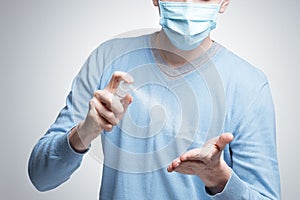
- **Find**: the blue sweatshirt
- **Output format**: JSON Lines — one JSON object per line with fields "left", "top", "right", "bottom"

{"left": 28, "top": 33, "right": 281, "bottom": 199}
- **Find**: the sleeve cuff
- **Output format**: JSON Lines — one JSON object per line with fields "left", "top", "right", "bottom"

{"left": 206, "top": 170, "right": 248, "bottom": 200}
{"left": 55, "top": 131, "right": 87, "bottom": 163}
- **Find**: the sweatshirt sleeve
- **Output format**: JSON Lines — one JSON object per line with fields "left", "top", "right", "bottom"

{"left": 208, "top": 82, "right": 281, "bottom": 200}
{"left": 28, "top": 46, "right": 105, "bottom": 191}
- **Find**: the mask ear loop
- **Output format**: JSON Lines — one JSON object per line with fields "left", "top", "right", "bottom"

{"left": 218, "top": 0, "right": 225, "bottom": 13}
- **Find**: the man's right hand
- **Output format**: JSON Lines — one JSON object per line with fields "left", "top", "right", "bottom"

{"left": 69, "top": 71, "right": 134, "bottom": 152}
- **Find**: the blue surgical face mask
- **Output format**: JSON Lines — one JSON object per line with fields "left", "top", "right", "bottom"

{"left": 159, "top": 0, "right": 222, "bottom": 51}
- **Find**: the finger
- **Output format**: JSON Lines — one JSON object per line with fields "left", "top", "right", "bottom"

{"left": 180, "top": 148, "right": 202, "bottom": 162}
{"left": 122, "top": 94, "right": 133, "bottom": 112}
{"left": 105, "top": 71, "right": 134, "bottom": 93}
{"left": 95, "top": 90, "right": 125, "bottom": 115}
{"left": 100, "top": 117, "right": 114, "bottom": 132}
{"left": 94, "top": 112, "right": 113, "bottom": 132}
{"left": 116, "top": 94, "right": 133, "bottom": 119}
{"left": 111, "top": 96, "right": 124, "bottom": 114}
{"left": 167, "top": 164, "right": 173, "bottom": 172}
{"left": 167, "top": 157, "right": 181, "bottom": 172}
{"left": 91, "top": 97, "right": 119, "bottom": 125}
{"left": 197, "top": 133, "right": 233, "bottom": 163}
{"left": 173, "top": 161, "right": 203, "bottom": 175}
{"left": 94, "top": 90, "right": 113, "bottom": 109}
{"left": 215, "top": 132, "right": 234, "bottom": 152}
{"left": 88, "top": 99, "right": 113, "bottom": 131}
{"left": 180, "top": 145, "right": 217, "bottom": 165}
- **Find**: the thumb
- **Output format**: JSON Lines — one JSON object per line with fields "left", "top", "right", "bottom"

{"left": 106, "top": 71, "right": 134, "bottom": 93}
{"left": 215, "top": 132, "right": 234, "bottom": 151}
{"left": 116, "top": 94, "right": 133, "bottom": 119}
{"left": 122, "top": 94, "right": 133, "bottom": 112}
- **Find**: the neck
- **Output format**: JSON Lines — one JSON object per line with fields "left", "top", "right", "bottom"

{"left": 154, "top": 30, "right": 213, "bottom": 68}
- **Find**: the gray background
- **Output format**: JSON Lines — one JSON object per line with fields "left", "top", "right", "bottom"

{"left": 0, "top": 0, "right": 299, "bottom": 199}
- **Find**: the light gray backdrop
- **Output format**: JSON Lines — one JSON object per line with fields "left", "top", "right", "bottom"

{"left": 0, "top": 0, "right": 298, "bottom": 199}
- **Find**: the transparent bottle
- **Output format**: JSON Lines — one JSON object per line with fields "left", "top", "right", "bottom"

{"left": 115, "top": 81, "right": 132, "bottom": 100}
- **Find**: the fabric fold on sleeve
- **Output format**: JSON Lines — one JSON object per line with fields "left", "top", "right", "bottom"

{"left": 206, "top": 171, "right": 248, "bottom": 200}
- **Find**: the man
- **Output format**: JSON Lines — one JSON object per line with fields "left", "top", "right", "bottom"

{"left": 28, "top": 0, "right": 281, "bottom": 199}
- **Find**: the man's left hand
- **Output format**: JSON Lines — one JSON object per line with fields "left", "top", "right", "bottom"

{"left": 167, "top": 132, "right": 234, "bottom": 194}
